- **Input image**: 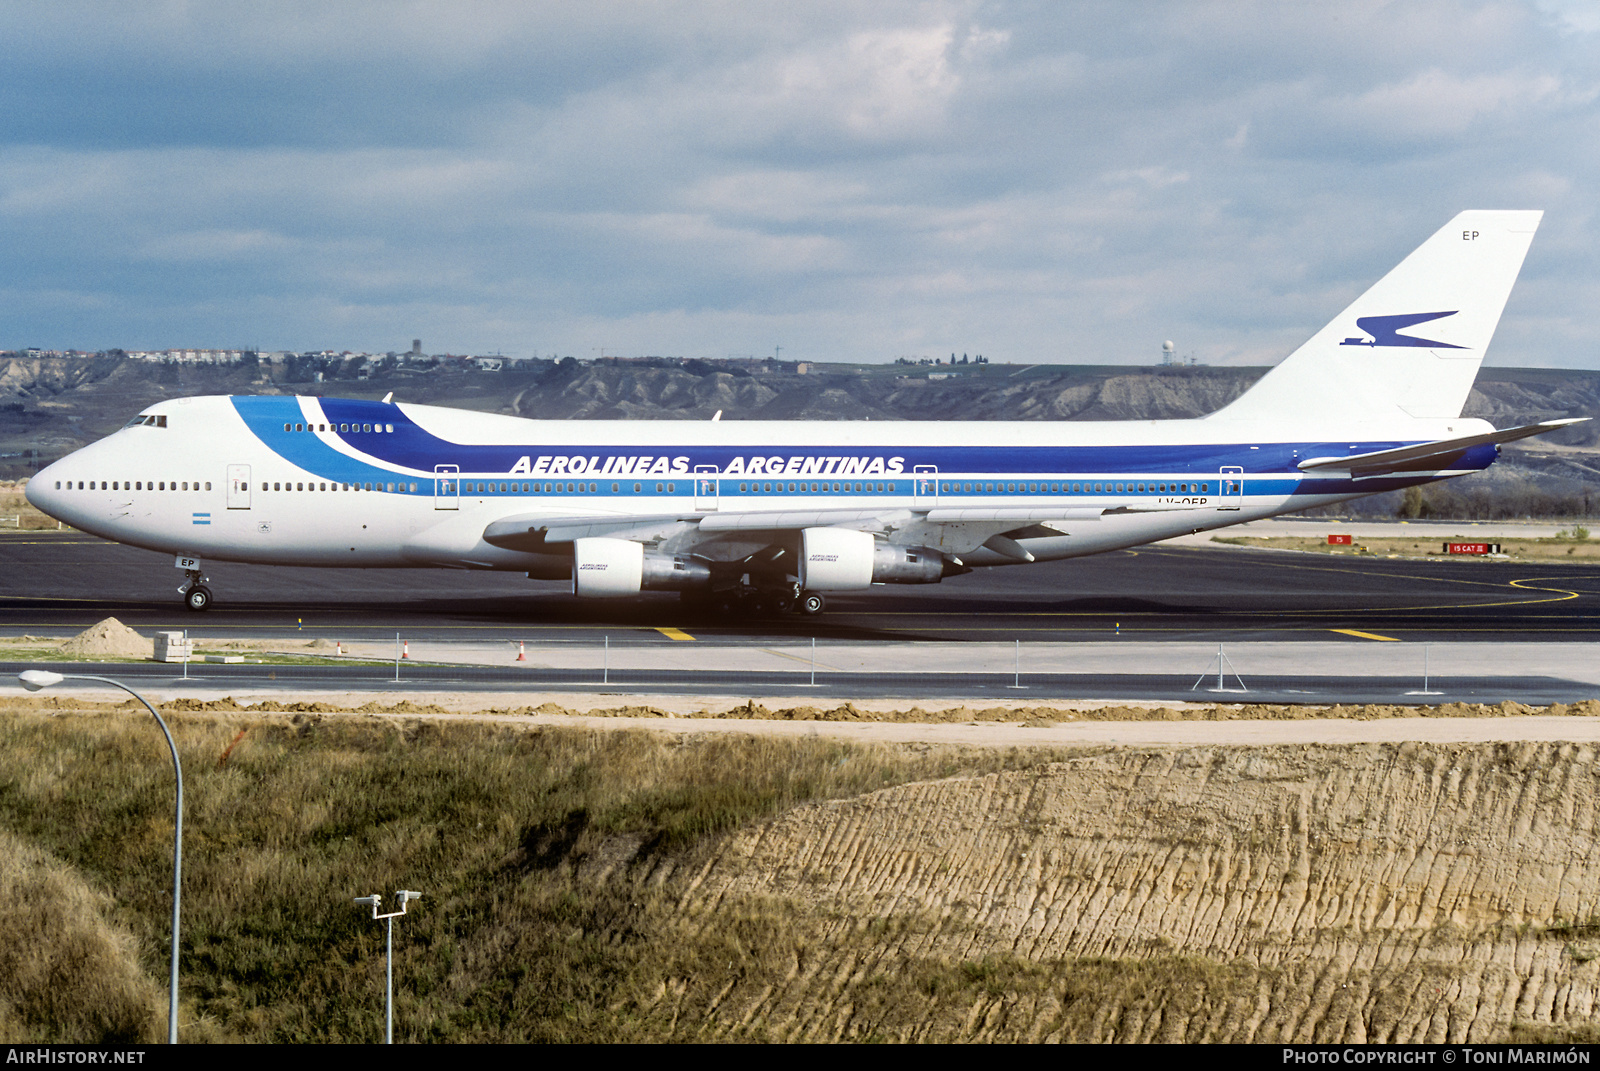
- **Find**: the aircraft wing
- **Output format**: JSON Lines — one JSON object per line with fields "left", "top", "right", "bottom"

{"left": 1297, "top": 419, "right": 1588, "bottom": 479}
{"left": 480, "top": 502, "right": 1208, "bottom": 557}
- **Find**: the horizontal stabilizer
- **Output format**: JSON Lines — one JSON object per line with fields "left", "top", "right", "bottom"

{"left": 1297, "top": 418, "right": 1587, "bottom": 478}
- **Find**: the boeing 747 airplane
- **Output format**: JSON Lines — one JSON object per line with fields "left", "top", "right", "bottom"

{"left": 25, "top": 210, "right": 1582, "bottom": 614}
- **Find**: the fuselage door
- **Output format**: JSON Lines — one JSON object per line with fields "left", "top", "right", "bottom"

{"left": 1219, "top": 466, "right": 1244, "bottom": 511}
{"left": 226, "top": 464, "right": 251, "bottom": 509}
{"left": 914, "top": 465, "right": 939, "bottom": 507}
{"left": 694, "top": 465, "right": 719, "bottom": 511}
{"left": 434, "top": 465, "right": 460, "bottom": 510}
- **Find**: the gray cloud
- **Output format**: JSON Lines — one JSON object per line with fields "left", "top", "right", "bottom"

{"left": 1, "top": 1, "right": 1596, "bottom": 367}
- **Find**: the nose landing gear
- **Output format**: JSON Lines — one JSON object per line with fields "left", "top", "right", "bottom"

{"left": 179, "top": 567, "right": 213, "bottom": 612}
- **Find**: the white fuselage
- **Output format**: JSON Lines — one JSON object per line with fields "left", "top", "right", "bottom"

{"left": 26, "top": 394, "right": 1491, "bottom": 575}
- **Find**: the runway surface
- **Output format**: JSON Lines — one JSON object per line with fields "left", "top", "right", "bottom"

{"left": 2, "top": 530, "right": 1598, "bottom": 645}
{"left": 3, "top": 529, "right": 1599, "bottom": 704}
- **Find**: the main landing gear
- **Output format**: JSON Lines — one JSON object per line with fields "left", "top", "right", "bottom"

{"left": 681, "top": 584, "right": 828, "bottom": 617}
{"left": 179, "top": 568, "right": 213, "bottom": 612}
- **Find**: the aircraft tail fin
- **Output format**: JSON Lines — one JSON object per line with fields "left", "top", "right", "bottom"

{"left": 1209, "top": 210, "right": 1542, "bottom": 423}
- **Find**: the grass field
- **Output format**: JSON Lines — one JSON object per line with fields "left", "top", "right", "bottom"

{"left": 0, "top": 709, "right": 1063, "bottom": 1043}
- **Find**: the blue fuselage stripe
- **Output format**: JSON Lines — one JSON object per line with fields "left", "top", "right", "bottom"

{"left": 230, "top": 397, "right": 1495, "bottom": 499}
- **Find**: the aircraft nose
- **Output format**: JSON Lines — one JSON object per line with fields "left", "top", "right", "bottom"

{"left": 25, "top": 460, "right": 62, "bottom": 513}
{"left": 26, "top": 452, "right": 83, "bottom": 526}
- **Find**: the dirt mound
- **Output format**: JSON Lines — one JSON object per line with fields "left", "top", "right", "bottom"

{"left": 54, "top": 618, "right": 150, "bottom": 660}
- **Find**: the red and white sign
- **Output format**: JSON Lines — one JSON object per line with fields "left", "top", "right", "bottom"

{"left": 1327, "top": 534, "right": 1353, "bottom": 545}
{"left": 1444, "top": 542, "right": 1501, "bottom": 555}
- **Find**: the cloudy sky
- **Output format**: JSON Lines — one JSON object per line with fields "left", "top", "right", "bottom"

{"left": 2, "top": 1, "right": 1597, "bottom": 367}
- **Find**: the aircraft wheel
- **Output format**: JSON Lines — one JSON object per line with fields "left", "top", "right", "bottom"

{"left": 798, "top": 591, "right": 826, "bottom": 616}
{"left": 184, "top": 585, "right": 213, "bottom": 612}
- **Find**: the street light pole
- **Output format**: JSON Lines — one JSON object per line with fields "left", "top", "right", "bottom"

{"left": 18, "top": 670, "right": 184, "bottom": 1044}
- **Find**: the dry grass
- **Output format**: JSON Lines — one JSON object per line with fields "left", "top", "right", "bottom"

{"left": 0, "top": 709, "right": 1061, "bottom": 1043}
{"left": 0, "top": 481, "right": 59, "bottom": 531}
{"left": 0, "top": 829, "right": 165, "bottom": 1042}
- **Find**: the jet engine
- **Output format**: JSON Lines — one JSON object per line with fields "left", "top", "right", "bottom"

{"left": 571, "top": 537, "right": 711, "bottom": 597}
{"left": 799, "top": 527, "right": 951, "bottom": 590}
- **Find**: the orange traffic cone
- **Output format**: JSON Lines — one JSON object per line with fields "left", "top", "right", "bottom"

{"left": 402, "top": 640, "right": 410, "bottom": 659}
{"left": 516, "top": 641, "right": 526, "bottom": 662}
{"left": 336, "top": 641, "right": 343, "bottom": 656}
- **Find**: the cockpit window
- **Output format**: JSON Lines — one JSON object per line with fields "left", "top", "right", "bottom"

{"left": 122, "top": 414, "right": 167, "bottom": 429}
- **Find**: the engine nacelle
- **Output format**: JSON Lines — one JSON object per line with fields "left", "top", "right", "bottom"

{"left": 799, "top": 527, "right": 875, "bottom": 590}
{"left": 796, "top": 527, "right": 892, "bottom": 590}
{"left": 800, "top": 529, "right": 955, "bottom": 590}
{"left": 571, "top": 537, "right": 712, "bottom": 597}
{"left": 572, "top": 537, "right": 643, "bottom": 597}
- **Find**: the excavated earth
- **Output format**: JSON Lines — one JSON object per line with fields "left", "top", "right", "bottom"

{"left": 636, "top": 739, "right": 1600, "bottom": 1042}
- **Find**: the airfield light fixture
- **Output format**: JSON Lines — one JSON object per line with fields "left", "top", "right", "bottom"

{"left": 16, "top": 670, "right": 185, "bottom": 1044}
{"left": 354, "top": 888, "right": 424, "bottom": 1043}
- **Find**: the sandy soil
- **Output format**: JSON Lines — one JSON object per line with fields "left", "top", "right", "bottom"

{"left": 657, "top": 740, "right": 1600, "bottom": 1041}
